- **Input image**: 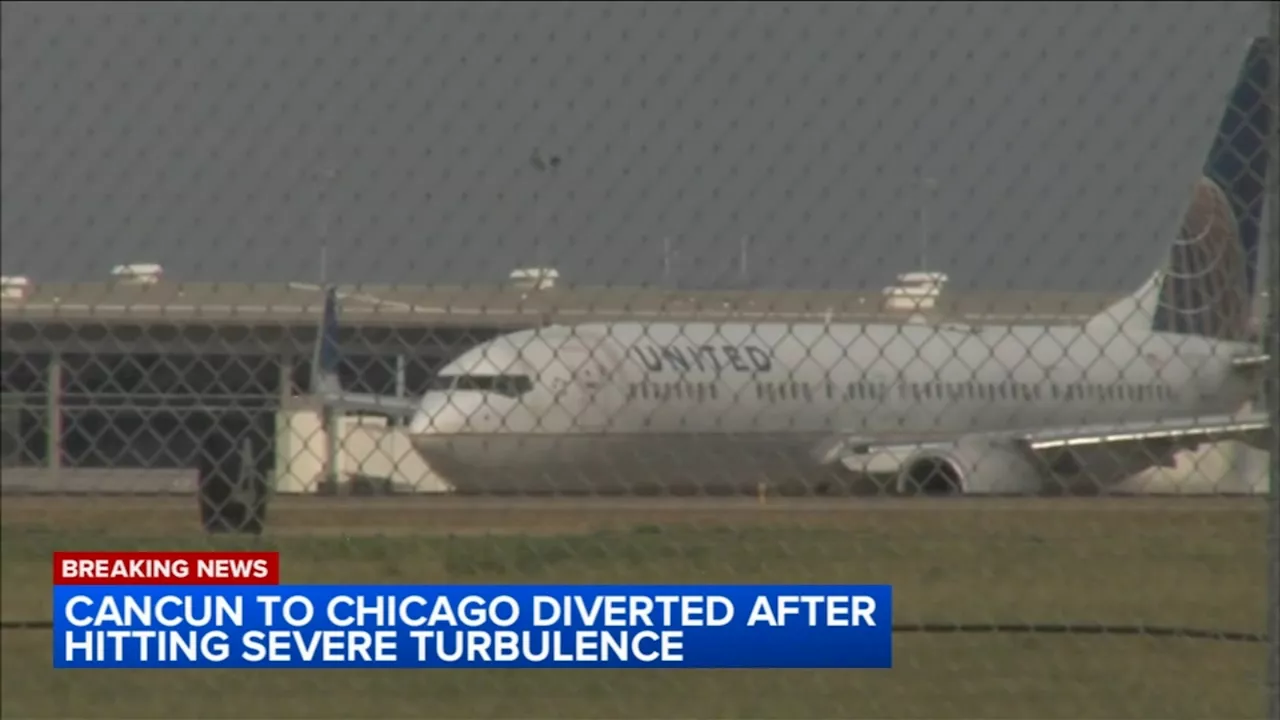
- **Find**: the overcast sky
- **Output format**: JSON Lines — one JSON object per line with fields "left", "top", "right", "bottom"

{"left": 1, "top": 1, "right": 1271, "bottom": 292}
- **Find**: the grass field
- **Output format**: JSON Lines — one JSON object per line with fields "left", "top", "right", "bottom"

{"left": 1, "top": 496, "right": 1271, "bottom": 719}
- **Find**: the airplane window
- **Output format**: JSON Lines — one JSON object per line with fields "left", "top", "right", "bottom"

{"left": 628, "top": 384, "right": 638, "bottom": 400}
{"left": 448, "top": 375, "right": 534, "bottom": 397}
{"left": 802, "top": 383, "right": 813, "bottom": 402}
{"left": 710, "top": 384, "right": 719, "bottom": 400}
{"left": 674, "top": 384, "right": 684, "bottom": 400}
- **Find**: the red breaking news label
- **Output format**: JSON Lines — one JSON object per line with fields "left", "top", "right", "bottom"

{"left": 53, "top": 551, "right": 280, "bottom": 585}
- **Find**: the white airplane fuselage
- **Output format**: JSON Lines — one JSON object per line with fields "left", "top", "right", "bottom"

{"left": 404, "top": 319, "right": 1257, "bottom": 495}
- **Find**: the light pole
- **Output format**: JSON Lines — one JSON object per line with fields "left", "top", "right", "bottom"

{"left": 529, "top": 150, "right": 562, "bottom": 269}
{"left": 663, "top": 236, "right": 677, "bottom": 287}
{"left": 919, "top": 175, "right": 938, "bottom": 272}
{"left": 315, "top": 167, "right": 337, "bottom": 283}
{"left": 314, "top": 166, "right": 340, "bottom": 491}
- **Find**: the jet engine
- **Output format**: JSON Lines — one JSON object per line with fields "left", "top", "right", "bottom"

{"left": 896, "top": 437, "right": 1048, "bottom": 496}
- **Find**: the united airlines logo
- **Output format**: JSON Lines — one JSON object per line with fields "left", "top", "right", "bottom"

{"left": 1153, "top": 176, "right": 1250, "bottom": 340}
{"left": 630, "top": 344, "right": 774, "bottom": 374}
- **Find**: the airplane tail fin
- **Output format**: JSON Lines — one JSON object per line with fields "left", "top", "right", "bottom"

{"left": 311, "top": 286, "right": 343, "bottom": 396}
{"left": 1093, "top": 37, "right": 1272, "bottom": 341}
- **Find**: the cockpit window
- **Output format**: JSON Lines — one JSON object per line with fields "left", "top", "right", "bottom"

{"left": 428, "top": 374, "right": 533, "bottom": 398}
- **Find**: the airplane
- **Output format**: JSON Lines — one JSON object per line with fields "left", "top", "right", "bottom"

{"left": 310, "top": 36, "right": 1273, "bottom": 496}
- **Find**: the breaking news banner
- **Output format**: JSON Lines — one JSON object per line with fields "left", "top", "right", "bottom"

{"left": 52, "top": 551, "right": 893, "bottom": 669}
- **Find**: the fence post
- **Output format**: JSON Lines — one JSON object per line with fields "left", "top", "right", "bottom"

{"left": 1267, "top": 5, "right": 1280, "bottom": 718}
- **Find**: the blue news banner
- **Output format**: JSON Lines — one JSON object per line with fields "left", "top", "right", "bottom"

{"left": 54, "top": 585, "right": 893, "bottom": 669}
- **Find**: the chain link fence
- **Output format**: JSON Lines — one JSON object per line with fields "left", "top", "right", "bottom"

{"left": 2, "top": 2, "right": 1277, "bottom": 718}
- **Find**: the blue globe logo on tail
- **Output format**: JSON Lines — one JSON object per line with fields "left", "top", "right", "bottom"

{"left": 1152, "top": 38, "right": 1271, "bottom": 341}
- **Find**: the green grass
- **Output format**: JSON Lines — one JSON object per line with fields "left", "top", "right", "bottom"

{"left": 1, "top": 497, "right": 1272, "bottom": 719}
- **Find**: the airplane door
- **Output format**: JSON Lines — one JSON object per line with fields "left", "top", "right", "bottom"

{"left": 558, "top": 340, "right": 625, "bottom": 430}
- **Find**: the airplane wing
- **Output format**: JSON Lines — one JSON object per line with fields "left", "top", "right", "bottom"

{"left": 821, "top": 409, "right": 1271, "bottom": 474}
{"left": 1230, "top": 354, "right": 1270, "bottom": 371}
{"left": 317, "top": 389, "right": 420, "bottom": 417}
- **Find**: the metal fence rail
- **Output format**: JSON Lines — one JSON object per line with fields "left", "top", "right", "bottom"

{"left": 2, "top": 2, "right": 1277, "bottom": 718}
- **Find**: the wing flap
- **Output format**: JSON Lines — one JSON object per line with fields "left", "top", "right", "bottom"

{"left": 320, "top": 390, "right": 420, "bottom": 417}
{"left": 820, "top": 411, "right": 1271, "bottom": 471}
{"left": 1023, "top": 412, "right": 1270, "bottom": 451}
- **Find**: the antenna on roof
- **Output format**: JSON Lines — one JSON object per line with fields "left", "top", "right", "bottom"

{"left": 320, "top": 246, "right": 328, "bottom": 285}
